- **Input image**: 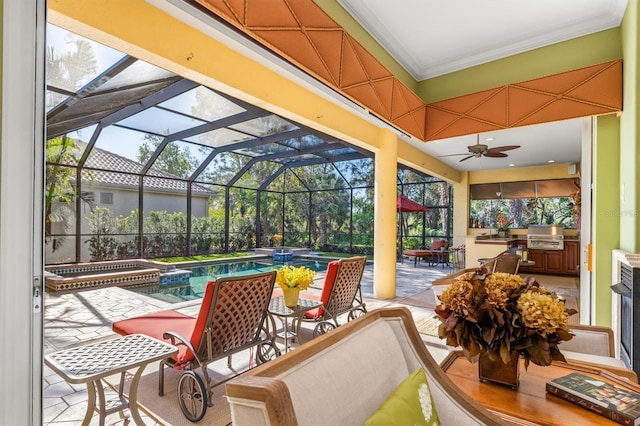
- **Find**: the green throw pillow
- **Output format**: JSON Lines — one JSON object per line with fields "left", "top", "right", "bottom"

{"left": 365, "top": 368, "right": 440, "bottom": 426}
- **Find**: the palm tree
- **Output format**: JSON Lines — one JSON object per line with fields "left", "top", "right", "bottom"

{"left": 45, "top": 136, "right": 95, "bottom": 251}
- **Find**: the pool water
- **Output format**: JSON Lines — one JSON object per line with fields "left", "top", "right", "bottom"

{"left": 128, "top": 258, "right": 329, "bottom": 304}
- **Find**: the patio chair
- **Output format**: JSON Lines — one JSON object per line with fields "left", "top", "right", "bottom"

{"left": 560, "top": 324, "right": 638, "bottom": 382}
{"left": 112, "top": 270, "right": 279, "bottom": 422}
{"left": 492, "top": 252, "right": 521, "bottom": 274}
{"left": 480, "top": 252, "right": 521, "bottom": 275}
{"left": 294, "top": 256, "right": 367, "bottom": 337}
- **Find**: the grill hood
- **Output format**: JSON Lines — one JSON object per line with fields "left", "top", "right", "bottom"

{"left": 527, "top": 224, "right": 564, "bottom": 250}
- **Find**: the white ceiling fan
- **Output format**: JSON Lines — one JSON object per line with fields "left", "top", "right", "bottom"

{"left": 440, "top": 135, "right": 521, "bottom": 162}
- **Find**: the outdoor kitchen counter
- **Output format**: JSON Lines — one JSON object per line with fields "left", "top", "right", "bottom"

{"left": 464, "top": 229, "right": 580, "bottom": 272}
{"left": 474, "top": 236, "right": 519, "bottom": 244}
{"left": 465, "top": 233, "right": 518, "bottom": 268}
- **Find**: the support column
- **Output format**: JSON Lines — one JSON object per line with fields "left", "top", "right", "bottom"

{"left": 374, "top": 129, "right": 398, "bottom": 298}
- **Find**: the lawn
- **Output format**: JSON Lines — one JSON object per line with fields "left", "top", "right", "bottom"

{"left": 153, "top": 252, "right": 252, "bottom": 263}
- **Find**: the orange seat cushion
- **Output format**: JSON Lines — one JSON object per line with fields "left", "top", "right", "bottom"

{"left": 112, "top": 310, "right": 196, "bottom": 365}
{"left": 303, "top": 260, "right": 339, "bottom": 319}
{"left": 112, "top": 280, "right": 216, "bottom": 367}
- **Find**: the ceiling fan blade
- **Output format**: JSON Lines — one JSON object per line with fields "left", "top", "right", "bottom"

{"left": 486, "top": 145, "right": 520, "bottom": 153}
{"left": 459, "top": 155, "right": 474, "bottom": 162}
{"left": 438, "top": 153, "right": 470, "bottom": 157}
{"left": 484, "top": 152, "right": 508, "bottom": 158}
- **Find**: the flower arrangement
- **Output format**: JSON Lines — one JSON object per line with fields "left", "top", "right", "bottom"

{"left": 435, "top": 271, "right": 577, "bottom": 368}
{"left": 495, "top": 212, "right": 514, "bottom": 232}
{"left": 275, "top": 265, "right": 316, "bottom": 290}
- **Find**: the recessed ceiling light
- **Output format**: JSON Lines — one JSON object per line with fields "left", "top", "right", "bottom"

{"left": 485, "top": 137, "right": 495, "bottom": 142}
{"left": 548, "top": 160, "right": 555, "bottom": 163}
{"left": 508, "top": 163, "right": 515, "bottom": 167}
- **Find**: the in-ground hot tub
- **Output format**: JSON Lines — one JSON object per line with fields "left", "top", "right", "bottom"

{"left": 45, "top": 259, "right": 161, "bottom": 293}
{"left": 254, "top": 247, "right": 311, "bottom": 258}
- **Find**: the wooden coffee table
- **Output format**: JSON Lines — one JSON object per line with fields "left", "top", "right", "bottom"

{"left": 441, "top": 351, "right": 640, "bottom": 425}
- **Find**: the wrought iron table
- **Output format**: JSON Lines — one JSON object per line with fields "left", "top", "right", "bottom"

{"left": 268, "top": 296, "right": 323, "bottom": 353}
{"left": 45, "top": 333, "right": 178, "bottom": 425}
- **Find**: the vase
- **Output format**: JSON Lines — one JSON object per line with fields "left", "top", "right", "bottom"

{"left": 478, "top": 351, "right": 519, "bottom": 389}
{"left": 497, "top": 231, "right": 506, "bottom": 238}
{"left": 282, "top": 287, "right": 300, "bottom": 308}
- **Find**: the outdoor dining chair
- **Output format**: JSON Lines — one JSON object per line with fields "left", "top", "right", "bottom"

{"left": 492, "top": 252, "right": 521, "bottom": 274}
{"left": 112, "top": 270, "right": 279, "bottom": 422}
{"left": 294, "top": 255, "right": 367, "bottom": 337}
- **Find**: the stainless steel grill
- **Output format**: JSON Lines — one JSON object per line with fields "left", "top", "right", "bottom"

{"left": 526, "top": 224, "right": 564, "bottom": 250}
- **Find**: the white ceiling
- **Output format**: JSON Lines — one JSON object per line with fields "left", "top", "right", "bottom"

{"left": 337, "top": 0, "right": 627, "bottom": 172}
{"left": 338, "top": 0, "right": 627, "bottom": 81}
{"left": 416, "top": 118, "right": 585, "bottom": 172}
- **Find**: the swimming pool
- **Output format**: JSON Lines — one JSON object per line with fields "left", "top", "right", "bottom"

{"left": 128, "top": 258, "right": 330, "bottom": 304}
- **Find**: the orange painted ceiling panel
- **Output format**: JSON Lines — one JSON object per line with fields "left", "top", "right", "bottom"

{"left": 391, "top": 82, "right": 412, "bottom": 120}
{"left": 194, "top": 0, "right": 622, "bottom": 143}
{"left": 467, "top": 88, "right": 508, "bottom": 127}
{"left": 372, "top": 78, "right": 395, "bottom": 117}
{"left": 507, "top": 87, "right": 558, "bottom": 126}
{"left": 429, "top": 88, "right": 504, "bottom": 115}
{"left": 517, "top": 62, "right": 611, "bottom": 94}
{"left": 246, "top": 3, "right": 300, "bottom": 27}
{"left": 565, "top": 62, "right": 623, "bottom": 109}
{"left": 352, "top": 42, "right": 393, "bottom": 81}
{"left": 425, "top": 107, "right": 465, "bottom": 139}
{"left": 253, "top": 29, "right": 337, "bottom": 85}
{"left": 344, "top": 84, "right": 387, "bottom": 117}
{"left": 340, "top": 37, "right": 370, "bottom": 88}
{"left": 430, "top": 117, "right": 504, "bottom": 140}
{"left": 395, "top": 111, "right": 424, "bottom": 139}
{"left": 398, "top": 83, "right": 425, "bottom": 111}
{"left": 306, "top": 30, "right": 344, "bottom": 85}
{"left": 195, "top": 0, "right": 242, "bottom": 24}
{"left": 517, "top": 99, "right": 616, "bottom": 127}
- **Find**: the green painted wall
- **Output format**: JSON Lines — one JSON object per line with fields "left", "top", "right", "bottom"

{"left": 620, "top": 0, "right": 640, "bottom": 253}
{"left": 419, "top": 29, "right": 623, "bottom": 102}
{"left": 593, "top": 115, "right": 621, "bottom": 327}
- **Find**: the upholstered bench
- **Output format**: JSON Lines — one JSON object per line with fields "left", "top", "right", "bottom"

{"left": 225, "top": 307, "right": 509, "bottom": 425}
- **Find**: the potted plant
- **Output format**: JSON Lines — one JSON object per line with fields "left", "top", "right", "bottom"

{"left": 495, "top": 212, "right": 514, "bottom": 237}
{"left": 276, "top": 265, "right": 316, "bottom": 308}
{"left": 435, "top": 271, "right": 577, "bottom": 388}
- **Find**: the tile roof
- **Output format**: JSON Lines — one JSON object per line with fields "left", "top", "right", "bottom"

{"left": 83, "top": 147, "right": 216, "bottom": 196}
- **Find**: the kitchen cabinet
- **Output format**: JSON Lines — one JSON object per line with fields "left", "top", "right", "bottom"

{"left": 545, "top": 250, "right": 564, "bottom": 273}
{"left": 563, "top": 240, "right": 580, "bottom": 275}
{"left": 523, "top": 249, "right": 544, "bottom": 273}
{"left": 518, "top": 242, "right": 579, "bottom": 276}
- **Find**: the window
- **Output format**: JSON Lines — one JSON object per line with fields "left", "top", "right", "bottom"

{"left": 100, "top": 192, "right": 113, "bottom": 205}
{"left": 469, "top": 179, "right": 580, "bottom": 229}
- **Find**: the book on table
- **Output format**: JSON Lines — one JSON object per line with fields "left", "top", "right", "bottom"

{"left": 546, "top": 372, "right": 640, "bottom": 425}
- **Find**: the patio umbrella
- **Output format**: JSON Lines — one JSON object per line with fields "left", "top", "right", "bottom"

{"left": 397, "top": 195, "right": 428, "bottom": 213}
{"left": 396, "top": 195, "right": 428, "bottom": 258}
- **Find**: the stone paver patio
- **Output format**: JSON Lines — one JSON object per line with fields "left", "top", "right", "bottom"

{"left": 43, "top": 260, "right": 452, "bottom": 425}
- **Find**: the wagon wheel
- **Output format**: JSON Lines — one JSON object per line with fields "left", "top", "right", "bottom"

{"left": 178, "top": 371, "right": 208, "bottom": 422}
{"left": 313, "top": 321, "right": 336, "bottom": 338}
{"left": 256, "top": 341, "right": 281, "bottom": 364}
{"left": 348, "top": 308, "right": 367, "bottom": 321}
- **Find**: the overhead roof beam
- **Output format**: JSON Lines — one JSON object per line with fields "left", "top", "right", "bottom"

{"left": 227, "top": 146, "right": 363, "bottom": 189}
{"left": 99, "top": 79, "right": 198, "bottom": 128}
{"left": 227, "top": 158, "right": 258, "bottom": 186}
{"left": 258, "top": 152, "right": 365, "bottom": 191}
{"left": 46, "top": 78, "right": 196, "bottom": 138}
{"left": 47, "top": 55, "right": 139, "bottom": 120}
{"left": 187, "top": 128, "right": 313, "bottom": 182}
{"left": 249, "top": 141, "right": 345, "bottom": 163}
